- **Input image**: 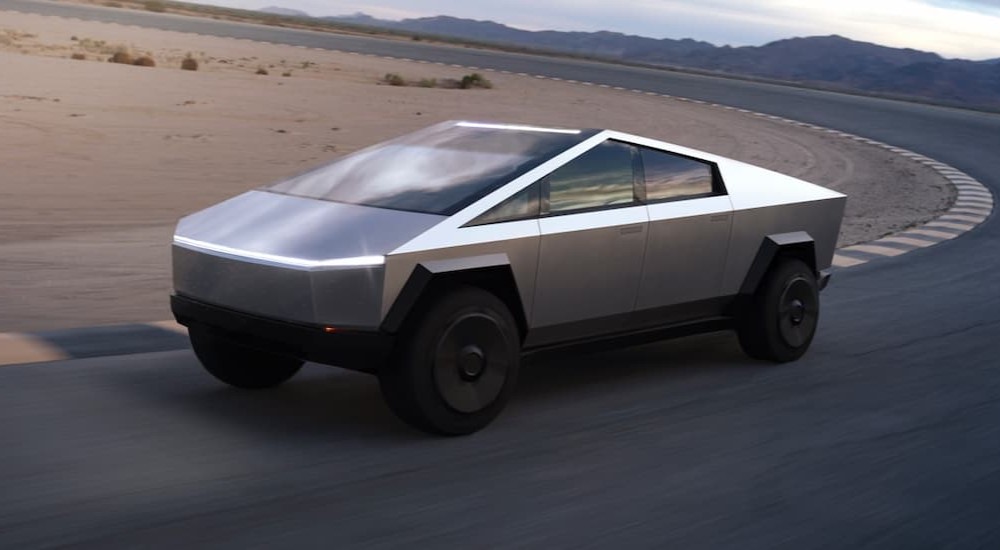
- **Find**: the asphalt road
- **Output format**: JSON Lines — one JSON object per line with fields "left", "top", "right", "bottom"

{"left": 2, "top": 1, "right": 999, "bottom": 547}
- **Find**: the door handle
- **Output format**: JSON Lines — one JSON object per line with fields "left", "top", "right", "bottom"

{"left": 619, "top": 224, "right": 644, "bottom": 235}
{"left": 709, "top": 214, "right": 730, "bottom": 222}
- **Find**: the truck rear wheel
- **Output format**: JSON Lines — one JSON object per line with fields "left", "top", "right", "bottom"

{"left": 737, "top": 258, "right": 820, "bottom": 362}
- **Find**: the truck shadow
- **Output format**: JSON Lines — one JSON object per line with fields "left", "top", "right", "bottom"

{"left": 116, "top": 330, "right": 756, "bottom": 442}
{"left": 516, "top": 331, "right": 750, "bottom": 401}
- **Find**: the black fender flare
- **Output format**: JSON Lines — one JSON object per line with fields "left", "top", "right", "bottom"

{"left": 381, "top": 254, "right": 527, "bottom": 336}
{"left": 738, "top": 232, "right": 818, "bottom": 297}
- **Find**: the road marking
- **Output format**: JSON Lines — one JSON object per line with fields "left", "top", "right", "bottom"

{"left": 148, "top": 321, "right": 188, "bottom": 335}
{"left": 878, "top": 236, "right": 937, "bottom": 248}
{"left": 0, "top": 333, "right": 68, "bottom": 366}
{"left": 843, "top": 244, "right": 910, "bottom": 257}
{"left": 948, "top": 207, "right": 991, "bottom": 215}
{"left": 938, "top": 214, "right": 986, "bottom": 224}
{"left": 906, "top": 228, "right": 960, "bottom": 240}
{"left": 924, "top": 221, "right": 976, "bottom": 231}
{"left": 833, "top": 254, "right": 867, "bottom": 268}
{"left": 955, "top": 196, "right": 993, "bottom": 204}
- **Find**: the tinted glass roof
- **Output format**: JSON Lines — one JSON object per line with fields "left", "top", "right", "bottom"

{"left": 265, "top": 121, "right": 598, "bottom": 215}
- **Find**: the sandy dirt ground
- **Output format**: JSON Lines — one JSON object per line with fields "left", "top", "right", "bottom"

{"left": 0, "top": 11, "right": 953, "bottom": 331}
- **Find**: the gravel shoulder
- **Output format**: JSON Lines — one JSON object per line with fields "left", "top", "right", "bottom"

{"left": 0, "top": 11, "right": 954, "bottom": 331}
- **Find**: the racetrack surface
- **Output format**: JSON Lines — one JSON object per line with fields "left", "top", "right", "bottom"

{"left": 1, "top": 1, "right": 999, "bottom": 547}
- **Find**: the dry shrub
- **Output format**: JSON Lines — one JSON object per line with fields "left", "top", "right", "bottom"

{"left": 181, "top": 55, "right": 198, "bottom": 71}
{"left": 0, "top": 29, "right": 36, "bottom": 47}
{"left": 70, "top": 53, "right": 86, "bottom": 60}
{"left": 143, "top": 1, "right": 166, "bottom": 12}
{"left": 133, "top": 55, "right": 155, "bottom": 67}
{"left": 108, "top": 50, "right": 133, "bottom": 64}
{"left": 382, "top": 72, "right": 405, "bottom": 86}
{"left": 255, "top": 67, "right": 269, "bottom": 75}
{"left": 77, "top": 38, "right": 112, "bottom": 54}
{"left": 282, "top": 71, "right": 292, "bottom": 77}
{"left": 460, "top": 73, "right": 492, "bottom": 89}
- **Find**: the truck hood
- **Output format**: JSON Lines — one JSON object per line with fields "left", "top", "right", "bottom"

{"left": 174, "top": 190, "right": 445, "bottom": 268}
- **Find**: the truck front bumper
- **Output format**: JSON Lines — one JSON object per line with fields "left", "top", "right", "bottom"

{"left": 171, "top": 294, "right": 394, "bottom": 373}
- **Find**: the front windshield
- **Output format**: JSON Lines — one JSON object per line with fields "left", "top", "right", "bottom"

{"left": 265, "top": 121, "right": 592, "bottom": 215}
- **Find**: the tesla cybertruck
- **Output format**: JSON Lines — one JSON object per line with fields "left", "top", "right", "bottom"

{"left": 171, "top": 121, "right": 846, "bottom": 435}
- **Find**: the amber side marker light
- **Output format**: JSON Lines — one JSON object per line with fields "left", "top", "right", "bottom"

{"left": 324, "top": 327, "right": 338, "bottom": 334}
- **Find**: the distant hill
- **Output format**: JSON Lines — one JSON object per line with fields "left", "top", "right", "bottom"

{"left": 320, "top": 13, "right": 1000, "bottom": 109}
{"left": 259, "top": 6, "right": 310, "bottom": 18}
{"left": 326, "top": 14, "right": 715, "bottom": 60}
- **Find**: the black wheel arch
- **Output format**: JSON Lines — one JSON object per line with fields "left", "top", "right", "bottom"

{"left": 738, "top": 232, "right": 818, "bottom": 298}
{"left": 381, "top": 258, "right": 528, "bottom": 339}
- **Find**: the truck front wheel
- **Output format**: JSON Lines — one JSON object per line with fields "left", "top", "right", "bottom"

{"left": 189, "top": 326, "right": 304, "bottom": 389}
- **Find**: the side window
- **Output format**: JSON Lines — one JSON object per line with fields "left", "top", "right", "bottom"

{"left": 640, "top": 147, "right": 716, "bottom": 202}
{"left": 546, "top": 141, "right": 636, "bottom": 214}
{"left": 466, "top": 182, "right": 540, "bottom": 226}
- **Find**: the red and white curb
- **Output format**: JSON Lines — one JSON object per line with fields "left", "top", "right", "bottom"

{"left": 0, "top": 6, "right": 993, "bottom": 365}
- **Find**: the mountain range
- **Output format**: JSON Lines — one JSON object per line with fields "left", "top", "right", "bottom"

{"left": 259, "top": 6, "right": 310, "bottom": 18}
{"left": 260, "top": 8, "right": 1000, "bottom": 109}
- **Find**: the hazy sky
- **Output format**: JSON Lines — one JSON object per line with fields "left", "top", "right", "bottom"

{"left": 191, "top": 0, "right": 1000, "bottom": 59}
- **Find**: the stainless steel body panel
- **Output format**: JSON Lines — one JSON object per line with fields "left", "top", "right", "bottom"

{"left": 532, "top": 205, "right": 649, "bottom": 327}
{"left": 176, "top": 190, "right": 443, "bottom": 262}
{"left": 382, "top": 219, "right": 541, "bottom": 322}
{"left": 173, "top": 245, "right": 385, "bottom": 328}
{"left": 310, "top": 266, "right": 387, "bottom": 328}
{"left": 721, "top": 197, "right": 847, "bottom": 294}
{"left": 637, "top": 195, "right": 734, "bottom": 310}
{"left": 720, "top": 160, "right": 846, "bottom": 211}
{"left": 173, "top": 190, "right": 444, "bottom": 329}
{"left": 173, "top": 245, "right": 316, "bottom": 323}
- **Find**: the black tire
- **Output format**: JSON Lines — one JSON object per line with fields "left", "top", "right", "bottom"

{"left": 737, "top": 258, "right": 820, "bottom": 362}
{"left": 379, "top": 286, "right": 521, "bottom": 436}
{"left": 189, "top": 326, "right": 304, "bottom": 389}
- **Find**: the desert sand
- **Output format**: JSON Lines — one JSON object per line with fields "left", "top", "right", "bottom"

{"left": 0, "top": 10, "right": 953, "bottom": 331}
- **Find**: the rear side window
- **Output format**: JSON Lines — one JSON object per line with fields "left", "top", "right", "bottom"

{"left": 546, "top": 141, "right": 637, "bottom": 214}
{"left": 466, "top": 183, "right": 540, "bottom": 226}
{"left": 640, "top": 147, "right": 715, "bottom": 201}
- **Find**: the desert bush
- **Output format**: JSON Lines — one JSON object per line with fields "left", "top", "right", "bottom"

{"left": 70, "top": 53, "right": 86, "bottom": 60}
{"left": 256, "top": 67, "right": 269, "bottom": 75}
{"left": 108, "top": 50, "right": 133, "bottom": 64}
{"left": 0, "top": 29, "right": 36, "bottom": 46}
{"left": 133, "top": 55, "right": 155, "bottom": 67}
{"left": 460, "top": 73, "right": 492, "bottom": 89}
{"left": 143, "top": 1, "right": 166, "bottom": 12}
{"left": 78, "top": 38, "right": 123, "bottom": 55}
{"left": 78, "top": 38, "right": 104, "bottom": 51}
{"left": 181, "top": 54, "right": 198, "bottom": 71}
{"left": 282, "top": 71, "right": 292, "bottom": 77}
{"left": 103, "top": 1, "right": 123, "bottom": 7}
{"left": 383, "top": 72, "right": 406, "bottom": 86}
{"left": 417, "top": 78, "right": 437, "bottom": 88}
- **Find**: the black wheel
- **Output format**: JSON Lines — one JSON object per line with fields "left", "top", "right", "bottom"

{"left": 379, "top": 286, "right": 521, "bottom": 435}
{"left": 189, "top": 326, "right": 304, "bottom": 389}
{"left": 737, "top": 258, "right": 820, "bottom": 362}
